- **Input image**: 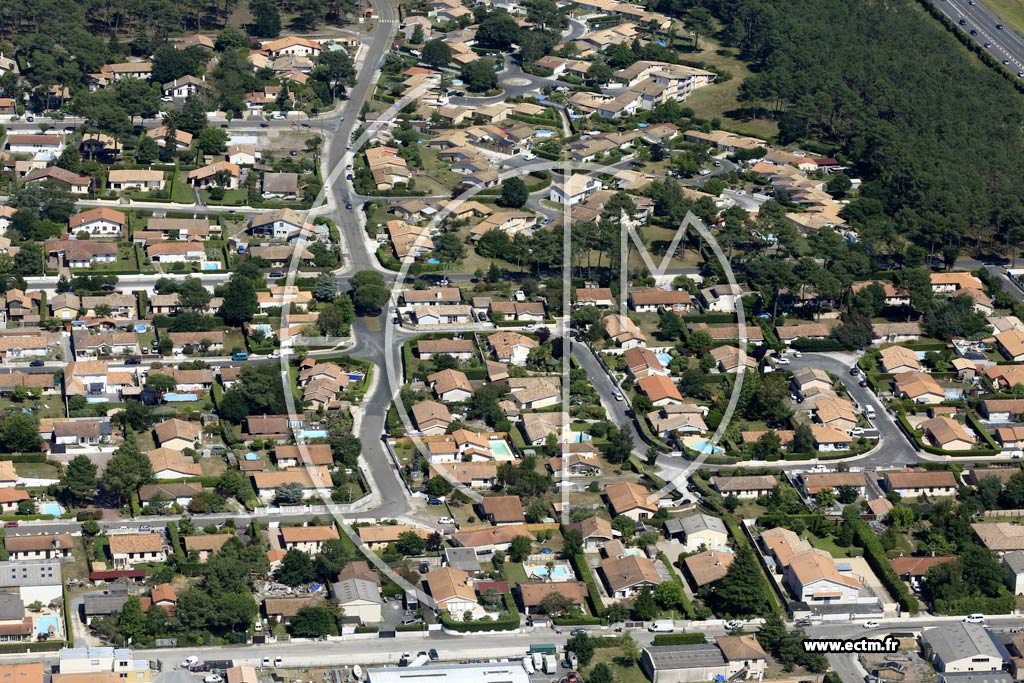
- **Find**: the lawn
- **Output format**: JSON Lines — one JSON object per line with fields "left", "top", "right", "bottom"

{"left": 501, "top": 561, "right": 529, "bottom": 587}
{"left": 585, "top": 650, "right": 650, "bottom": 683}
{"left": 202, "top": 188, "right": 249, "bottom": 206}
{"left": 803, "top": 530, "right": 854, "bottom": 558}
{"left": 90, "top": 246, "right": 139, "bottom": 273}
{"left": 0, "top": 397, "right": 64, "bottom": 420}
{"left": 985, "top": 0, "right": 1024, "bottom": 36}
{"left": 223, "top": 330, "right": 246, "bottom": 354}
{"left": 681, "top": 39, "right": 779, "bottom": 140}
{"left": 171, "top": 171, "right": 197, "bottom": 204}
{"left": 15, "top": 462, "right": 60, "bottom": 479}
{"left": 419, "top": 147, "right": 462, "bottom": 191}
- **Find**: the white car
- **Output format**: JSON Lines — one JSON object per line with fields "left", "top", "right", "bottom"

{"left": 274, "top": 658, "right": 283, "bottom": 666}
{"left": 773, "top": 357, "right": 790, "bottom": 366}
{"left": 964, "top": 614, "right": 985, "bottom": 624}
{"left": 849, "top": 427, "right": 865, "bottom": 437}
{"left": 438, "top": 517, "right": 456, "bottom": 525}
{"left": 180, "top": 657, "right": 199, "bottom": 669}
{"left": 863, "top": 620, "right": 880, "bottom": 629}
{"left": 262, "top": 658, "right": 272, "bottom": 667}
{"left": 205, "top": 676, "right": 223, "bottom": 683}
{"left": 724, "top": 620, "right": 742, "bottom": 630}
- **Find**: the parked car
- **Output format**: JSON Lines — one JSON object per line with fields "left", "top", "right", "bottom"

{"left": 963, "top": 614, "right": 985, "bottom": 624}
{"left": 863, "top": 620, "right": 880, "bottom": 629}
{"left": 180, "top": 657, "right": 199, "bottom": 669}
{"left": 428, "top": 649, "right": 439, "bottom": 661}
{"left": 125, "top": 357, "right": 141, "bottom": 365}
{"left": 29, "top": 359, "right": 44, "bottom": 367}
{"left": 427, "top": 498, "right": 443, "bottom": 506}
{"left": 204, "top": 675, "right": 223, "bottom": 683}
{"left": 438, "top": 517, "right": 455, "bottom": 525}
{"left": 724, "top": 620, "right": 742, "bottom": 630}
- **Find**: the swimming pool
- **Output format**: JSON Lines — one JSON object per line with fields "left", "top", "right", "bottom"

{"left": 40, "top": 503, "right": 63, "bottom": 516}
{"left": 250, "top": 324, "right": 273, "bottom": 336}
{"left": 164, "top": 393, "right": 198, "bottom": 402}
{"left": 204, "top": 262, "right": 221, "bottom": 270}
{"left": 300, "top": 430, "right": 329, "bottom": 439}
{"left": 86, "top": 397, "right": 109, "bottom": 404}
{"left": 523, "top": 559, "right": 575, "bottom": 581}
{"left": 535, "top": 129, "right": 554, "bottom": 137}
{"left": 657, "top": 354, "right": 672, "bottom": 366}
{"left": 489, "top": 439, "right": 514, "bottom": 459}
{"left": 684, "top": 437, "right": 724, "bottom": 455}
{"left": 572, "top": 433, "right": 592, "bottom": 443}
{"left": 244, "top": 453, "right": 260, "bottom": 461}
{"left": 35, "top": 615, "right": 60, "bottom": 637}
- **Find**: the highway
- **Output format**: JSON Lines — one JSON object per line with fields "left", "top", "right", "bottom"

{"left": 935, "top": 0, "right": 1024, "bottom": 75}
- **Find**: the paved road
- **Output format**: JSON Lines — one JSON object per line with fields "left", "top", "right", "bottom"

{"left": 785, "top": 353, "right": 920, "bottom": 469}
{"left": 570, "top": 342, "right": 648, "bottom": 455}
{"left": 935, "top": 0, "right": 1024, "bottom": 75}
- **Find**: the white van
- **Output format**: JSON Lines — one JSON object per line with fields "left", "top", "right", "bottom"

{"left": 648, "top": 620, "right": 675, "bottom": 633}
{"left": 964, "top": 614, "right": 985, "bottom": 624}
{"left": 864, "top": 405, "right": 876, "bottom": 419}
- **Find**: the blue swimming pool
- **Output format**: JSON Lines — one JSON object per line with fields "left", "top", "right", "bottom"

{"left": 244, "top": 453, "right": 260, "bottom": 461}
{"left": 300, "top": 430, "right": 329, "bottom": 439}
{"left": 657, "top": 354, "right": 672, "bottom": 366}
{"left": 489, "top": 439, "right": 513, "bottom": 458}
{"left": 535, "top": 129, "right": 554, "bottom": 137}
{"left": 41, "top": 503, "right": 63, "bottom": 516}
{"left": 346, "top": 373, "right": 365, "bottom": 381}
{"left": 164, "top": 393, "right": 198, "bottom": 402}
{"left": 572, "top": 433, "right": 592, "bottom": 443}
{"left": 86, "top": 397, "right": 109, "bottom": 404}
{"left": 35, "top": 615, "right": 60, "bottom": 636}
{"left": 687, "top": 438, "right": 724, "bottom": 455}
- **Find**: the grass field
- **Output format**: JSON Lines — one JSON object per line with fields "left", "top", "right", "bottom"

{"left": 585, "top": 650, "right": 650, "bottom": 683}
{"left": 984, "top": 0, "right": 1024, "bottom": 36}
{"left": 683, "top": 39, "right": 779, "bottom": 140}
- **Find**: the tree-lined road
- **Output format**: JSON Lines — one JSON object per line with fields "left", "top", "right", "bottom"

{"left": 935, "top": 0, "right": 1024, "bottom": 74}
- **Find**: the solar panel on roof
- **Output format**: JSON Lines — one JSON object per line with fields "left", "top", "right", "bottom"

{"left": 835, "top": 561, "right": 852, "bottom": 571}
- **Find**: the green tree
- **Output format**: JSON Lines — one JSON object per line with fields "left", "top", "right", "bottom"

{"left": 218, "top": 274, "right": 259, "bottom": 326}
{"left": 313, "top": 273, "right": 338, "bottom": 302}
{"left": 461, "top": 60, "right": 498, "bottom": 93}
{"left": 708, "top": 546, "right": 770, "bottom": 617}
{"left": 288, "top": 605, "right": 339, "bottom": 637}
{"left": 569, "top": 633, "right": 595, "bottom": 667}
{"left": 425, "top": 476, "right": 454, "bottom": 498}
{"left": 653, "top": 580, "right": 685, "bottom": 612}
{"left": 60, "top": 455, "right": 98, "bottom": 506}
{"left": 135, "top": 134, "right": 160, "bottom": 164}
{"left": 276, "top": 548, "right": 316, "bottom": 585}
{"left": 509, "top": 535, "right": 532, "bottom": 562}
{"left": 476, "top": 12, "right": 521, "bottom": 49}
{"left": 588, "top": 663, "right": 614, "bottom": 683}
{"left": 118, "top": 596, "right": 147, "bottom": 645}
{"left": 275, "top": 482, "right": 305, "bottom": 504}
{"left": 196, "top": 127, "right": 230, "bottom": 156}
{"left": 791, "top": 423, "right": 814, "bottom": 453}
{"left": 0, "top": 413, "right": 42, "bottom": 453}
{"left": 498, "top": 177, "right": 529, "bottom": 208}
{"left": 630, "top": 585, "right": 658, "bottom": 620}
{"left": 396, "top": 531, "right": 427, "bottom": 556}
{"left": 562, "top": 528, "right": 583, "bottom": 558}
{"left": 423, "top": 39, "right": 452, "bottom": 69}
{"left": 250, "top": 0, "right": 281, "bottom": 37}
{"left": 99, "top": 437, "right": 153, "bottom": 506}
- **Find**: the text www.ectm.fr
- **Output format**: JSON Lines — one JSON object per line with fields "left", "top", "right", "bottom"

{"left": 803, "top": 638, "right": 901, "bottom": 654}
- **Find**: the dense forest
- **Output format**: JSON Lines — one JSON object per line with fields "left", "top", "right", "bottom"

{"left": 653, "top": 0, "right": 1024, "bottom": 259}
{"left": 0, "top": 0, "right": 356, "bottom": 40}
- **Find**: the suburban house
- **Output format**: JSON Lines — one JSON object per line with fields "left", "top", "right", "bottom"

{"left": 666, "top": 513, "right": 729, "bottom": 552}
{"left": 783, "top": 551, "right": 862, "bottom": 605}
{"left": 878, "top": 346, "right": 923, "bottom": 374}
{"left": 636, "top": 375, "right": 684, "bottom": 406}
{"left": 487, "top": 332, "right": 538, "bottom": 365}
{"left": 629, "top": 288, "right": 693, "bottom": 313}
{"left": 425, "top": 567, "right": 483, "bottom": 620}
{"left": 565, "top": 516, "right": 615, "bottom": 551}
{"left": 153, "top": 418, "right": 203, "bottom": 452}
{"left": 280, "top": 526, "right": 340, "bottom": 555}
{"left": 4, "top": 533, "right": 74, "bottom": 561}
{"left": 600, "top": 554, "right": 662, "bottom": 598}
{"left": 108, "top": 534, "right": 167, "bottom": 568}
{"left": 108, "top": 169, "right": 166, "bottom": 191}
{"left": 605, "top": 481, "right": 658, "bottom": 520}
{"left": 478, "top": 496, "right": 525, "bottom": 526}
{"left": 894, "top": 371, "right": 946, "bottom": 404}
{"left": 683, "top": 549, "right": 735, "bottom": 588}
{"left": 799, "top": 472, "right": 867, "bottom": 497}
{"left": 69, "top": 208, "right": 126, "bottom": 236}
{"left": 920, "top": 416, "right": 975, "bottom": 451}
{"left": 884, "top": 469, "right": 958, "bottom": 497}
{"left": 710, "top": 475, "right": 778, "bottom": 499}
{"left": 148, "top": 448, "right": 202, "bottom": 479}
{"left": 427, "top": 369, "right": 473, "bottom": 402}
{"left": 183, "top": 534, "right": 232, "bottom": 562}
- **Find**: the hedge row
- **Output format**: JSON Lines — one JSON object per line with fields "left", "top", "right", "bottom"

{"left": 791, "top": 337, "right": 847, "bottom": 353}
{"left": 934, "top": 592, "right": 1016, "bottom": 616}
{"left": 844, "top": 509, "right": 918, "bottom": 614}
{"left": 0, "top": 640, "right": 64, "bottom": 653}
{"left": 651, "top": 633, "right": 706, "bottom": 645}
{"left": 571, "top": 553, "right": 607, "bottom": 618}
{"left": 439, "top": 593, "right": 519, "bottom": 632}
{"left": 0, "top": 453, "right": 48, "bottom": 463}
{"left": 722, "top": 516, "right": 782, "bottom": 614}
{"left": 657, "top": 551, "right": 695, "bottom": 619}
{"left": 552, "top": 615, "right": 605, "bottom": 626}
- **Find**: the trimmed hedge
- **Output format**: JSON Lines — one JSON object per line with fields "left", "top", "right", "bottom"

{"left": 652, "top": 633, "right": 706, "bottom": 645}
{"left": 571, "top": 553, "right": 607, "bottom": 618}
{"left": 791, "top": 337, "right": 847, "bottom": 352}
{"left": 722, "top": 516, "right": 782, "bottom": 614}
{"left": 0, "top": 453, "right": 48, "bottom": 462}
{"left": 934, "top": 592, "right": 1016, "bottom": 616}
{"left": 0, "top": 640, "right": 65, "bottom": 653}
{"left": 552, "top": 615, "right": 605, "bottom": 626}
{"left": 844, "top": 508, "right": 918, "bottom": 614}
